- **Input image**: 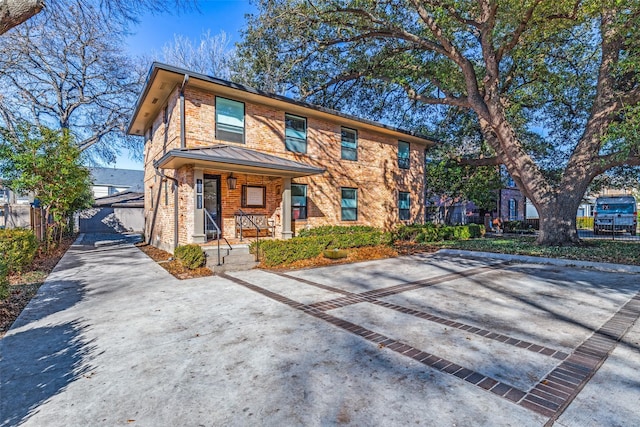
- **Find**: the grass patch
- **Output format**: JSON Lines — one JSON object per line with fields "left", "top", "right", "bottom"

{"left": 432, "top": 236, "right": 640, "bottom": 266}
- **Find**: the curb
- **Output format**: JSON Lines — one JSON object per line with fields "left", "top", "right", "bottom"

{"left": 437, "top": 249, "right": 640, "bottom": 274}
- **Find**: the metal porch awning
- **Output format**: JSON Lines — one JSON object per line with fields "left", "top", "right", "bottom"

{"left": 154, "top": 145, "right": 325, "bottom": 177}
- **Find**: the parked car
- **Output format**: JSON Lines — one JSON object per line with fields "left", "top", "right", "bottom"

{"left": 593, "top": 195, "right": 637, "bottom": 235}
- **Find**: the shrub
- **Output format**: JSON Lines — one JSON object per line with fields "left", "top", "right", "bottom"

{"left": 395, "top": 223, "right": 484, "bottom": 243}
{"left": 251, "top": 237, "right": 326, "bottom": 267}
{"left": 576, "top": 216, "right": 594, "bottom": 229}
{"left": 174, "top": 244, "right": 206, "bottom": 269}
{"left": 0, "top": 228, "right": 38, "bottom": 274}
{"left": 0, "top": 260, "right": 8, "bottom": 300}
{"left": 297, "top": 225, "right": 378, "bottom": 237}
{"left": 252, "top": 228, "right": 391, "bottom": 267}
{"left": 502, "top": 221, "right": 535, "bottom": 233}
{"left": 467, "top": 224, "right": 486, "bottom": 238}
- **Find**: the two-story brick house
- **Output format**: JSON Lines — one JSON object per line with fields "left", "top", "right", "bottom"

{"left": 128, "top": 63, "right": 434, "bottom": 252}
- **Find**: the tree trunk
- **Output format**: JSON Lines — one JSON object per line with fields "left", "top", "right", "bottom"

{"left": 536, "top": 199, "right": 581, "bottom": 245}
{"left": 0, "top": 0, "right": 43, "bottom": 34}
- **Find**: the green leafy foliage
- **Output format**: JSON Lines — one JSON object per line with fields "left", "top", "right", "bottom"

{"left": 576, "top": 217, "right": 595, "bottom": 229}
{"left": 437, "top": 237, "right": 640, "bottom": 266}
{"left": 239, "top": 1, "right": 640, "bottom": 245}
{"left": 174, "top": 244, "right": 206, "bottom": 270}
{"left": 425, "top": 157, "right": 502, "bottom": 215}
{"left": 502, "top": 221, "right": 536, "bottom": 233}
{"left": 251, "top": 227, "right": 390, "bottom": 266}
{"left": 251, "top": 237, "right": 326, "bottom": 267}
{"left": 297, "top": 225, "right": 378, "bottom": 237}
{"left": 0, "top": 260, "right": 8, "bottom": 300}
{"left": 0, "top": 228, "right": 38, "bottom": 274}
{"left": 393, "top": 223, "right": 484, "bottom": 243}
{"left": 0, "top": 125, "right": 93, "bottom": 251}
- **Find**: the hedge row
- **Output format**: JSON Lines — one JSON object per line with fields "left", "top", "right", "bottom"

{"left": 252, "top": 228, "right": 391, "bottom": 267}
{"left": 297, "top": 225, "right": 378, "bottom": 237}
{"left": 393, "top": 223, "right": 485, "bottom": 243}
{"left": 0, "top": 228, "right": 38, "bottom": 274}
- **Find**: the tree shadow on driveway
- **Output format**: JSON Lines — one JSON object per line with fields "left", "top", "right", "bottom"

{"left": 0, "top": 320, "right": 97, "bottom": 427}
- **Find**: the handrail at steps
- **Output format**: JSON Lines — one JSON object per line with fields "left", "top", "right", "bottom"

{"left": 236, "top": 208, "right": 260, "bottom": 262}
{"left": 204, "top": 210, "right": 232, "bottom": 266}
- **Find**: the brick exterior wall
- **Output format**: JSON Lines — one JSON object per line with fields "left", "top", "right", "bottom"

{"left": 143, "top": 86, "right": 428, "bottom": 251}
{"left": 499, "top": 188, "right": 527, "bottom": 221}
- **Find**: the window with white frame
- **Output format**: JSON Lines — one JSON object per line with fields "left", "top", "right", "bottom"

{"left": 285, "top": 114, "right": 307, "bottom": 153}
{"left": 216, "top": 97, "right": 245, "bottom": 143}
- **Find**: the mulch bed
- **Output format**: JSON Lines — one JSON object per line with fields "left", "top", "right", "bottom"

{"left": 1, "top": 235, "right": 76, "bottom": 337}
{"left": 135, "top": 243, "right": 213, "bottom": 280}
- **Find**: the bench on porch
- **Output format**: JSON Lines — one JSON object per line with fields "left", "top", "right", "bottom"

{"left": 235, "top": 213, "right": 275, "bottom": 239}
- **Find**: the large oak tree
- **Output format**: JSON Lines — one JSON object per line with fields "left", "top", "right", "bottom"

{"left": 239, "top": 0, "right": 640, "bottom": 245}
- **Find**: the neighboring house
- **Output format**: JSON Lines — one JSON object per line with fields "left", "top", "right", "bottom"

{"left": 78, "top": 191, "right": 145, "bottom": 234}
{"left": 89, "top": 167, "right": 144, "bottom": 199}
{"left": 127, "top": 63, "right": 434, "bottom": 252}
{"left": 496, "top": 171, "right": 527, "bottom": 222}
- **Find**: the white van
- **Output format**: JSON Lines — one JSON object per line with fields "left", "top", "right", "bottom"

{"left": 593, "top": 195, "right": 637, "bottom": 235}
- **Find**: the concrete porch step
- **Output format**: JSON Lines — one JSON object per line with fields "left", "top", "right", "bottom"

{"left": 203, "top": 243, "right": 258, "bottom": 272}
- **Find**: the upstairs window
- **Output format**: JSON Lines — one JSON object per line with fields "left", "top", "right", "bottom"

{"left": 216, "top": 97, "right": 245, "bottom": 143}
{"left": 285, "top": 114, "right": 307, "bottom": 153}
{"left": 341, "top": 188, "right": 358, "bottom": 221}
{"left": 291, "top": 184, "right": 307, "bottom": 220}
{"left": 399, "top": 192, "right": 410, "bottom": 221}
{"left": 341, "top": 127, "right": 358, "bottom": 161}
{"left": 398, "top": 141, "right": 410, "bottom": 169}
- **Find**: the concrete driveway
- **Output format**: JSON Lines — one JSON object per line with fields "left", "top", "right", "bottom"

{"left": 1, "top": 234, "right": 639, "bottom": 426}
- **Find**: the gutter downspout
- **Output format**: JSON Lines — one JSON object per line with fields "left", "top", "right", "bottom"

{"left": 154, "top": 164, "right": 180, "bottom": 251}
{"left": 180, "top": 74, "right": 189, "bottom": 149}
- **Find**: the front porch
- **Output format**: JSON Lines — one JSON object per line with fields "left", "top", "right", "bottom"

{"left": 153, "top": 145, "right": 324, "bottom": 248}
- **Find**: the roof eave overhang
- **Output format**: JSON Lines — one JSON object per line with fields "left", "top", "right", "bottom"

{"left": 128, "top": 63, "right": 437, "bottom": 147}
{"left": 154, "top": 150, "right": 325, "bottom": 178}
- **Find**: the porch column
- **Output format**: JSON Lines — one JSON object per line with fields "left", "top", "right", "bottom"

{"left": 281, "top": 177, "right": 293, "bottom": 239}
{"left": 192, "top": 168, "right": 206, "bottom": 243}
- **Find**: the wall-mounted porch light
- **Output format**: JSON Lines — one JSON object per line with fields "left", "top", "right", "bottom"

{"left": 227, "top": 173, "right": 237, "bottom": 190}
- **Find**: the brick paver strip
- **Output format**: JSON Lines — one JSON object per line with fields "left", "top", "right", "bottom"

{"left": 521, "top": 291, "right": 640, "bottom": 425}
{"left": 282, "top": 264, "right": 567, "bottom": 360}
{"left": 219, "top": 271, "right": 527, "bottom": 408}
{"left": 365, "top": 299, "right": 567, "bottom": 359}
{"left": 221, "top": 271, "right": 640, "bottom": 424}
{"left": 306, "top": 263, "right": 508, "bottom": 311}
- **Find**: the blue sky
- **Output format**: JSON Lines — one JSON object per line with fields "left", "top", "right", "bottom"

{"left": 114, "top": 0, "right": 255, "bottom": 170}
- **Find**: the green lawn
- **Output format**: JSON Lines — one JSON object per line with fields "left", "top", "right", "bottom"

{"left": 432, "top": 236, "right": 640, "bottom": 266}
